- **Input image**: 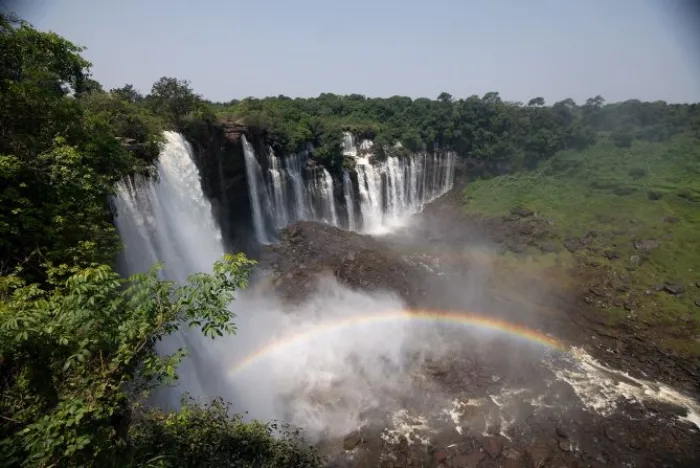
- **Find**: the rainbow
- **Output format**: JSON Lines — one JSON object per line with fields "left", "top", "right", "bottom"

{"left": 227, "top": 309, "right": 566, "bottom": 376}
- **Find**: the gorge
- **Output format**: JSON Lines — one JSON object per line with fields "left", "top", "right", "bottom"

{"left": 4, "top": 12, "right": 700, "bottom": 467}
{"left": 112, "top": 126, "right": 700, "bottom": 467}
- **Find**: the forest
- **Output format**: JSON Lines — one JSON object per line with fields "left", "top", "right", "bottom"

{"left": 1, "top": 12, "right": 700, "bottom": 467}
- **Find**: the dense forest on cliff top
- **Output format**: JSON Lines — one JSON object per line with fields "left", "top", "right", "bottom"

{"left": 1, "top": 13, "right": 700, "bottom": 467}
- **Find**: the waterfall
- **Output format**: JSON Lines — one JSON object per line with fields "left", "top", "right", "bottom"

{"left": 342, "top": 131, "right": 357, "bottom": 156}
{"left": 268, "top": 148, "right": 288, "bottom": 230}
{"left": 240, "top": 131, "right": 456, "bottom": 239}
{"left": 287, "top": 152, "right": 312, "bottom": 220}
{"left": 355, "top": 156, "right": 384, "bottom": 233}
{"left": 312, "top": 167, "right": 339, "bottom": 226}
{"left": 113, "top": 131, "right": 230, "bottom": 407}
{"left": 241, "top": 135, "right": 272, "bottom": 244}
{"left": 353, "top": 151, "right": 456, "bottom": 234}
{"left": 343, "top": 171, "right": 356, "bottom": 230}
{"left": 241, "top": 137, "right": 342, "bottom": 240}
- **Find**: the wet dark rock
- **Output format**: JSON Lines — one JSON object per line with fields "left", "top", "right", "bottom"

{"left": 343, "top": 430, "right": 362, "bottom": 450}
{"left": 604, "top": 426, "right": 627, "bottom": 443}
{"left": 555, "top": 426, "right": 568, "bottom": 439}
{"left": 502, "top": 458, "right": 522, "bottom": 468}
{"left": 432, "top": 449, "right": 448, "bottom": 466}
{"left": 262, "top": 222, "right": 428, "bottom": 305}
{"left": 558, "top": 439, "right": 571, "bottom": 452}
{"left": 526, "top": 446, "right": 551, "bottom": 467}
{"left": 476, "top": 460, "right": 498, "bottom": 468}
{"left": 480, "top": 437, "right": 503, "bottom": 459}
{"left": 663, "top": 283, "right": 685, "bottom": 295}
{"left": 502, "top": 447, "right": 521, "bottom": 460}
{"left": 452, "top": 449, "right": 485, "bottom": 467}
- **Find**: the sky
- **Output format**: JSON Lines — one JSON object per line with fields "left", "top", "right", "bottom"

{"left": 14, "top": 0, "right": 700, "bottom": 104}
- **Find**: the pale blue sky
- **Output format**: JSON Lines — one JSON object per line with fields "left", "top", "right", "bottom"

{"left": 19, "top": 0, "right": 700, "bottom": 103}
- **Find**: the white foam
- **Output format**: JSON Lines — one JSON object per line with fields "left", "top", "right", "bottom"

{"left": 382, "top": 409, "right": 433, "bottom": 446}
{"left": 554, "top": 347, "right": 700, "bottom": 429}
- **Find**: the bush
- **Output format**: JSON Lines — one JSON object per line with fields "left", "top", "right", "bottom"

{"left": 612, "top": 131, "right": 633, "bottom": 148}
{"left": 628, "top": 167, "right": 647, "bottom": 179}
{"left": 129, "top": 398, "right": 323, "bottom": 468}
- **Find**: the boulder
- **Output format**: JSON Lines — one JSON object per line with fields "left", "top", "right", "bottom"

{"left": 451, "top": 450, "right": 484, "bottom": 468}
{"left": 663, "top": 283, "right": 685, "bottom": 295}
{"left": 633, "top": 239, "right": 660, "bottom": 251}
{"left": 343, "top": 430, "right": 362, "bottom": 450}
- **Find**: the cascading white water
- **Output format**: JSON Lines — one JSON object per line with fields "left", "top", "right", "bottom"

{"left": 268, "top": 148, "right": 289, "bottom": 229}
{"left": 287, "top": 152, "right": 312, "bottom": 220}
{"left": 242, "top": 135, "right": 272, "bottom": 244}
{"left": 241, "top": 140, "right": 342, "bottom": 241}
{"left": 355, "top": 156, "right": 385, "bottom": 233}
{"left": 354, "top": 150, "right": 456, "bottom": 234}
{"left": 312, "top": 167, "right": 339, "bottom": 226}
{"left": 343, "top": 171, "right": 356, "bottom": 230}
{"left": 342, "top": 131, "right": 357, "bottom": 156}
{"left": 113, "top": 131, "right": 231, "bottom": 407}
{"left": 241, "top": 130, "right": 456, "bottom": 239}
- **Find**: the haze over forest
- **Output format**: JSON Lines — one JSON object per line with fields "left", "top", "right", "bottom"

{"left": 21, "top": 0, "right": 700, "bottom": 103}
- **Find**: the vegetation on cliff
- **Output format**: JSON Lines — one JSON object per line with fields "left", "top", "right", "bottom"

{"left": 211, "top": 92, "right": 700, "bottom": 176}
{"left": 0, "top": 14, "right": 321, "bottom": 467}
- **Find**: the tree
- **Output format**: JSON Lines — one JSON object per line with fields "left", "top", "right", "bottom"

{"left": 110, "top": 84, "right": 143, "bottom": 104}
{"left": 437, "top": 92, "right": 453, "bottom": 103}
{"left": 527, "top": 97, "right": 545, "bottom": 107}
{"left": 612, "top": 130, "right": 633, "bottom": 148}
{"left": 130, "top": 398, "right": 322, "bottom": 467}
{"left": 0, "top": 254, "right": 257, "bottom": 466}
{"left": 148, "top": 76, "right": 199, "bottom": 125}
{"left": 0, "top": 16, "right": 140, "bottom": 281}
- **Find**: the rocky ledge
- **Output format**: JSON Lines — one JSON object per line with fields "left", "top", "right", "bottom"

{"left": 260, "top": 221, "right": 430, "bottom": 305}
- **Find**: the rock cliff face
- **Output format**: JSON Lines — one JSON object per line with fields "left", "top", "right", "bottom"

{"left": 181, "top": 119, "right": 257, "bottom": 252}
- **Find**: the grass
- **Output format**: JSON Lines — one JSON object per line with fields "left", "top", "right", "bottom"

{"left": 464, "top": 134, "right": 700, "bottom": 355}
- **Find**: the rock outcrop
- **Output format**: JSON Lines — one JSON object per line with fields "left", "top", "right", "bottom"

{"left": 181, "top": 118, "right": 267, "bottom": 252}
{"left": 260, "top": 221, "right": 429, "bottom": 304}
